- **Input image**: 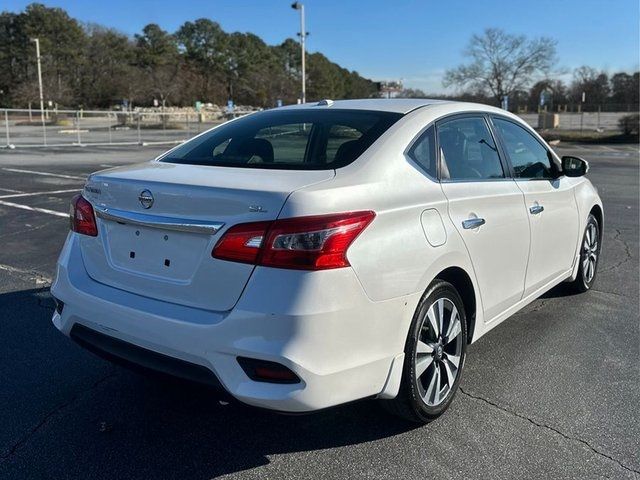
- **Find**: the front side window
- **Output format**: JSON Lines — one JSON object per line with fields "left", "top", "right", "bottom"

{"left": 437, "top": 117, "right": 504, "bottom": 181}
{"left": 162, "top": 109, "right": 401, "bottom": 170}
{"left": 492, "top": 118, "right": 554, "bottom": 179}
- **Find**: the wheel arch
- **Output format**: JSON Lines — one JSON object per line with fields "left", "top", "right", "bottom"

{"left": 590, "top": 204, "right": 604, "bottom": 240}
{"left": 435, "top": 266, "right": 477, "bottom": 344}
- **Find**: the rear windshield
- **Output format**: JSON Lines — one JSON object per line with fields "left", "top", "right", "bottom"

{"left": 161, "top": 109, "right": 402, "bottom": 170}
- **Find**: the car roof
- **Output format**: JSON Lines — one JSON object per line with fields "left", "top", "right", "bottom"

{"left": 277, "top": 98, "right": 454, "bottom": 114}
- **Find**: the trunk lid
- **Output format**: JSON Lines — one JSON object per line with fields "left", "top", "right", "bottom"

{"left": 80, "top": 161, "right": 334, "bottom": 311}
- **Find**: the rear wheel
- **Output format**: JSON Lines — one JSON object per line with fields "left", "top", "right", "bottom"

{"left": 570, "top": 214, "right": 600, "bottom": 292}
{"left": 382, "top": 280, "right": 467, "bottom": 423}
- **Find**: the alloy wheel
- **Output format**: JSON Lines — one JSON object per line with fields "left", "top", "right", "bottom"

{"left": 582, "top": 222, "right": 598, "bottom": 284}
{"left": 414, "top": 297, "right": 464, "bottom": 407}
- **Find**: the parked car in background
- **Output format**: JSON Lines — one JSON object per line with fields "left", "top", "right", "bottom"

{"left": 52, "top": 99, "right": 602, "bottom": 422}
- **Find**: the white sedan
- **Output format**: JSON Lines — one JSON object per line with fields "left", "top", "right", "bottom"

{"left": 52, "top": 99, "right": 602, "bottom": 422}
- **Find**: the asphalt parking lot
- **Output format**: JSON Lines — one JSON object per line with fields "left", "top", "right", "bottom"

{"left": 0, "top": 143, "right": 638, "bottom": 479}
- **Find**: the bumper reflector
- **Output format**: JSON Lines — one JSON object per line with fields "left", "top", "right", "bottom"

{"left": 237, "top": 357, "right": 301, "bottom": 384}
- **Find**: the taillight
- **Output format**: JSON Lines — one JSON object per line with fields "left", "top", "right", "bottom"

{"left": 70, "top": 194, "right": 98, "bottom": 237}
{"left": 261, "top": 211, "right": 375, "bottom": 269}
{"left": 211, "top": 221, "right": 271, "bottom": 264}
{"left": 212, "top": 211, "right": 375, "bottom": 270}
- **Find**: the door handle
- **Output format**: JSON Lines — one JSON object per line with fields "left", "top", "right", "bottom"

{"left": 462, "top": 218, "right": 486, "bottom": 229}
{"left": 529, "top": 204, "right": 544, "bottom": 215}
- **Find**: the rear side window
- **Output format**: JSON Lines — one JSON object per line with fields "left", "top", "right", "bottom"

{"left": 162, "top": 109, "right": 401, "bottom": 170}
{"left": 438, "top": 117, "right": 504, "bottom": 181}
{"left": 408, "top": 126, "right": 437, "bottom": 178}
{"left": 492, "top": 118, "right": 554, "bottom": 179}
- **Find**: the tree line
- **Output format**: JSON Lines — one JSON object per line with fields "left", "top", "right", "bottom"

{"left": 0, "top": 3, "right": 378, "bottom": 109}
{"left": 1, "top": 6, "right": 637, "bottom": 113}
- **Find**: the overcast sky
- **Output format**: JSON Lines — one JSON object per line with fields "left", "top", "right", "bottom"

{"left": 5, "top": 0, "right": 640, "bottom": 93}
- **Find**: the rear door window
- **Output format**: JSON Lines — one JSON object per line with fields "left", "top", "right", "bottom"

{"left": 162, "top": 109, "right": 402, "bottom": 170}
{"left": 437, "top": 117, "right": 505, "bottom": 181}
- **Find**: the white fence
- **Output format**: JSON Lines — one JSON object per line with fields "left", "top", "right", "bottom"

{"left": 1, "top": 109, "right": 226, "bottom": 149}
{"left": 518, "top": 111, "right": 628, "bottom": 131}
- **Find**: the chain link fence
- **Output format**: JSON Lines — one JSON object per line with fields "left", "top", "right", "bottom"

{"left": 1, "top": 106, "right": 637, "bottom": 149}
{"left": 1, "top": 109, "right": 227, "bottom": 149}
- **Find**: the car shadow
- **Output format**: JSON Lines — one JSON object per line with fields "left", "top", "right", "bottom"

{"left": 539, "top": 281, "right": 581, "bottom": 299}
{"left": 0, "top": 287, "right": 418, "bottom": 479}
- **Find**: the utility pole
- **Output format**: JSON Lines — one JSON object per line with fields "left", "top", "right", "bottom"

{"left": 31, "top": 38, "right": 47, "bottom": 145}
{"left": 580, "top": 91, "right": 585, "bottom": 133}
{"left": 291, "top": 2, "right": 306, "bottom": 104}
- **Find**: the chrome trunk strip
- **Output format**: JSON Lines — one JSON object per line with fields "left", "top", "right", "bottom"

{"left": 94, "top": 206, "right": 224, "bottom": 235}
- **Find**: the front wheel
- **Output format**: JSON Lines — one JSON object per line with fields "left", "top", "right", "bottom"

{"left": 381, "top": 280, "right": 467, "bottom": 423}
{"left": 570, "top": 214, "right": 601, "bottom": 292}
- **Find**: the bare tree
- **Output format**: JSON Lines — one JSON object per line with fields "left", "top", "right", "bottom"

{"left": 443, "top": 28, "right": 557, "bottom": 103}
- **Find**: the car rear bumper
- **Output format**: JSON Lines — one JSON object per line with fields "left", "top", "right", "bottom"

{"left": 51, "top": 233, "right": 417, "bottom": 412}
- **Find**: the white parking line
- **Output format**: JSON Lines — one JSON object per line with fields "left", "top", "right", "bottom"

{"left": 0, "top": 187, "right": 23, "bottom": 193}
{"left": 0, "top": 189, "right": 79, "bottom": 199}
{"left": 0, "top": 200, "right": 68, "bottom": 218}
{"left": 2, "top": 168, "right": 86, "bottom": 181}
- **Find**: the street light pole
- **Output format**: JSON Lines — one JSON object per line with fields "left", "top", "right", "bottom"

{"left": 31, "top": 37, "right": 47, "bottom": 145}
{"left": 291, "top": 2, "right": 306, "bottom": 104}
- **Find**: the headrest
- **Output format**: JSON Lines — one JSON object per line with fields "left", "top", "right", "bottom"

{"left": 237, "top": 138, "right": 274, "bottom": 163}
{"left": 334, "top": 140, "right": 364, "bottom": 164}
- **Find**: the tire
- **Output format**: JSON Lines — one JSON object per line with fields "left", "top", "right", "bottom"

{"left": 570, "top": 214, "right": 601, "bottom": 293}
{"left": 381, "top": 280, "right": 467, "bottom": 423}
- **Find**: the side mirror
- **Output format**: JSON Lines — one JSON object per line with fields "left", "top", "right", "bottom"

{"left": 562, "top": 156, "right": 589, "bottom": 177}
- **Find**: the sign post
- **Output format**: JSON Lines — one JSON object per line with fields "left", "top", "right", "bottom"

{"left": 501, "top": 95, "right": 509, "bottom": 111}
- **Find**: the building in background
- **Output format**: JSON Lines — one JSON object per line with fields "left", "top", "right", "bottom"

{"left": 377, "top": 80, "right": 403, "bottom": 99}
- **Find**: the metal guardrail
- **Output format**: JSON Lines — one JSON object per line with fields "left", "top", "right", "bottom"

{"left": 1, "top": 108, "right": 228, "bottom": 149}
